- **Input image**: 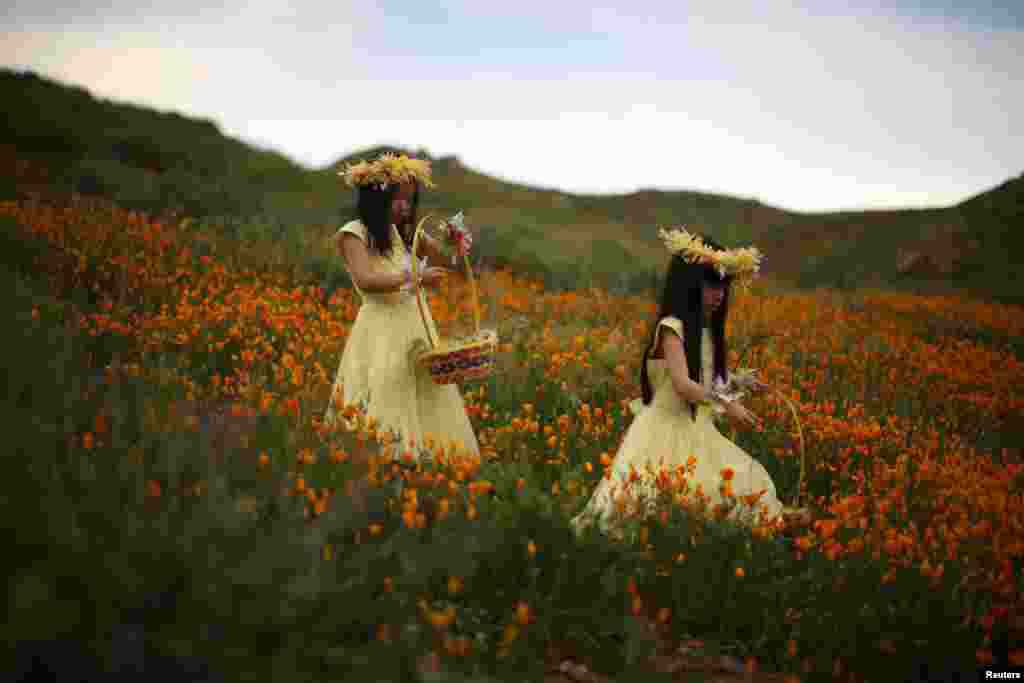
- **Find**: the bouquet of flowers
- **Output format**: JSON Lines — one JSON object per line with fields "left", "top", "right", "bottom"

{"left": 705, "top": 368, "right": 766, "bottom": 416}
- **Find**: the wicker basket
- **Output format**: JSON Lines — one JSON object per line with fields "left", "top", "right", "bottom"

{"left": 410, "top": 215, "right": 498, "bottom": 385}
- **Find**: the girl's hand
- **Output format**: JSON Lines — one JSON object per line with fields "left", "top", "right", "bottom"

{"left": 724, "top": 402, "right": 760, "bottom": 430}
{"left": 420, "top": 267, "right": 450, "bottom": 287}
{"left": 399, "top": 265, "right": 449, "bottom": 291}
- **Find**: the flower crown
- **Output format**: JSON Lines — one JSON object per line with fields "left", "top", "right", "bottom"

{"left": 338, "top": 152, "right": 436, "bottom": 190}
{"left": 658, "top": 226, "right": 763, "bottom": 291}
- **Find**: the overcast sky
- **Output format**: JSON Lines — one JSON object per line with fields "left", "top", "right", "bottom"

{"left": 4, "top": 1, "right": 1022, "bottom": 212}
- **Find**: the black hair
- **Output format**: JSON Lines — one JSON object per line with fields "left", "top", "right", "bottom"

{"left": 355, "top": 182, "right": 421, "bottom": 258}
{"left": 639, "top": 233, "right": 733, "bottom": 421}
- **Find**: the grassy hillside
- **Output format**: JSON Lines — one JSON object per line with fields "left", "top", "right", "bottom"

{"left": 3, "top": 67, "right": 1021, "bottom": 304}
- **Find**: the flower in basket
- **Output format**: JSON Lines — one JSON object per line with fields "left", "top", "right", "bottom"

{"left": 439, "top": 211, "right": 473, "bottom": 267}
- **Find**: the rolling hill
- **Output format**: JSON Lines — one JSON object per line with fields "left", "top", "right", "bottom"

{"left": 2, "top": 67, "right": 1021, "bottom": 304}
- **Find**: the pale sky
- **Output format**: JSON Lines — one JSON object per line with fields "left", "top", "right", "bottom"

{"left": 4, "top": 1, "right": 1022, "bottom": 212}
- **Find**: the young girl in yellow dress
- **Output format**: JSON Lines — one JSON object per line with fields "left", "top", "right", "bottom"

{"left": 572, "top": 228, "right": 784, "bottom": 536}
{"left": 323, "top": 152, "right": 480, "bottom": 461}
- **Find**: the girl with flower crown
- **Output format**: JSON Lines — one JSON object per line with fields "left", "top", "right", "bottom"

{"left": 323, "top": 152, "right": 479, "bottom": 461}
{"left": 572, "top": 229, "right": 785, "bottom": 536}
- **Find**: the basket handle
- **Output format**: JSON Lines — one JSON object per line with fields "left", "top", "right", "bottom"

{"left": 410, "top": 214, "right": 483, "bottom": 351}
{"left": 410, "top": 215, "right": 437, "bottom": 350}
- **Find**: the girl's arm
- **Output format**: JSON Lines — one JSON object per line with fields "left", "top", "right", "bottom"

{"left": 660, "top": 328, "right": 714, "bottom": 405}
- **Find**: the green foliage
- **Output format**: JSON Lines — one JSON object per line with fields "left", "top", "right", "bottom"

{"left": 484, "top": 222, "right": 546, "bottom": 269}
{"left": 0, "top": 214, "right": 51, "bottom": 280}
{"left": 580, "top": 239, "right": 633, "bottom": 287}
{"left": 66, "top": 155, "right": 161, "bottom": 207}
{"left": 2, "top": 213, "right": 996, "bottom": 682}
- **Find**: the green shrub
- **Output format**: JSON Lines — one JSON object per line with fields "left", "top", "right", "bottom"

{"left": 66, "top": 156, "right": 161, "bottom": 206}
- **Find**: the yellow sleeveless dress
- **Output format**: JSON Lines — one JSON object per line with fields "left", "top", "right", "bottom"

{"left": 323, "top": 219, "right": 480, "bottom": 460}
{"left": 571, "top": 315, "right": 784, "bottom": 534}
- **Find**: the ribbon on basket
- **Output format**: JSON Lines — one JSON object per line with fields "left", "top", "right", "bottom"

{"left": 398, "top": 253, "right": 430, "bottom": 293}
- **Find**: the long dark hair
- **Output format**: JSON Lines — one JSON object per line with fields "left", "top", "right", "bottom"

{"left": 639, "top": 234, "right": 733, "bottom": 420}
{"left": 355, "top": 182, "right": 421, "bottom": 258}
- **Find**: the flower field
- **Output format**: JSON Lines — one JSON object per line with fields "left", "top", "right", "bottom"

{"left": 4, "top": 185, "right": 1024, "bottom": 682}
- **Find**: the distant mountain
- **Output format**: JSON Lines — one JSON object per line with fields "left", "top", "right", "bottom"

{"left": 3, "top": 67, "right": 1020, "bottom": 304}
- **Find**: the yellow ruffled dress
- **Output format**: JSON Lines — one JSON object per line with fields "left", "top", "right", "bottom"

{"left": 323, "top": 219, "right": 480, "bottom": 460}
{"left": 571, "top": 315, "right": 784, "bottom": 534}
